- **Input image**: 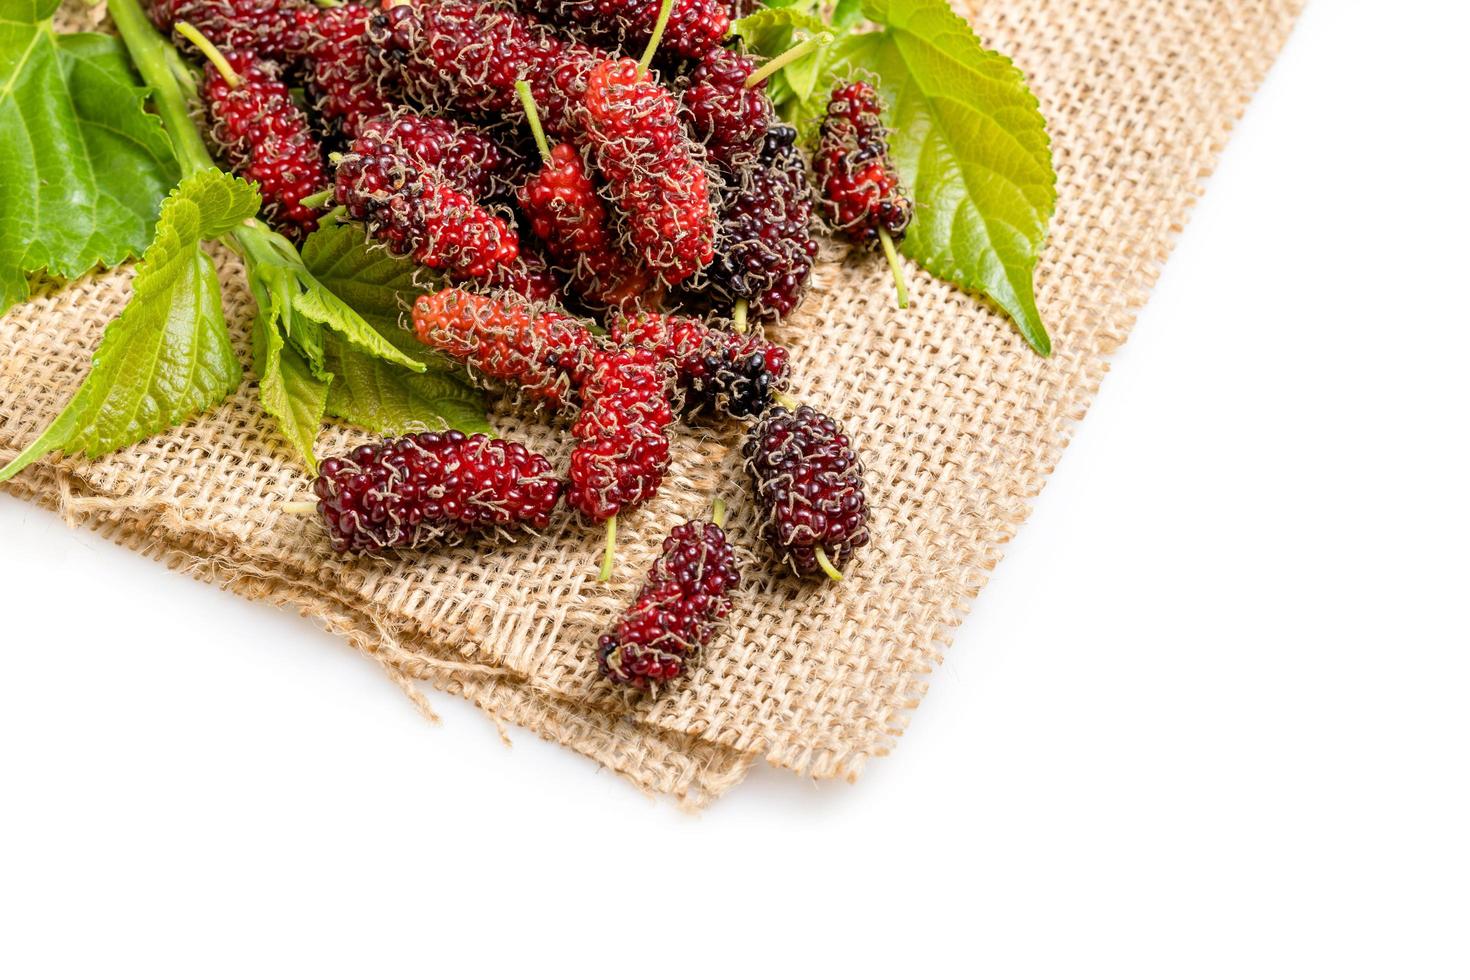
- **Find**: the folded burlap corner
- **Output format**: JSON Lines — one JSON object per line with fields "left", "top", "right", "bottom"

{"left": 0, "top": 0, "right": 1304, "bottom": 807}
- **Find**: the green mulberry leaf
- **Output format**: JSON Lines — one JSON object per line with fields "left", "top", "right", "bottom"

{"left": 322, "top": 332, "right": 493, "bottom": 437}
{"left": 0, "top": 169, "right": 258, "bottom": 481}
{"left": 0, "top": 0, "right": 179, "bottom": 313}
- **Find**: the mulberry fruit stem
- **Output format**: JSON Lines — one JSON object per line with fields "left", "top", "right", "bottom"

{"left": 711, "top": 497, "right": 726, "bottom": 529}
{"left": 772, "top": 391, "right": 798, "bottom": 411}
{"left": 814, "top": 546, "right": 844, "bottom": 582}
{"left": 637, "top": 0, "right": 678, "bottom": 78}
{"left": 174, "top": 21, "right": 238, "bottom": 87}
{"left": 744, "top": 32, "right": 832, "bottom": 89}
{"left": 732, "top": 299, "right": 748, "bottom": 334}
{"left": 879, "top": 227, "right": 910, "bottom": 309}
{"left": 598, "top": 515, "right": 617, "bottom": 582}
{"left": 515, "top": 80, "right": 553, "bottom": 166}
{"left": 298, "top": 188, "right": 332, "bottom": 209}
{"left": 281, "top": 500, "right": 318, "bottom": 516}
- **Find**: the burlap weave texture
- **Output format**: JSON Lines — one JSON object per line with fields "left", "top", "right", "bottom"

{"left": 0, "top": 0, "right": 1304, "bottom": 806}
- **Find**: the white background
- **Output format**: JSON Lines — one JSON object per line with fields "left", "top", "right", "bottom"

{"left": 3, "top": 2, "right": 1467, "bottom": 976}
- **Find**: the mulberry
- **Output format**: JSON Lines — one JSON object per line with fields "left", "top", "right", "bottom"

{"left": 566, "top": 346, "right": 676, "bottom": 525}
{"left": 581, "top": 57, "right": 715, "bottom": 285}
{"left": 612, "top": 312, "right": 789, "bottom": 421}
{"left": 310, "top": 431, "right": 563, "bottom": 553}
{"left": 369, "top": 2, "right": 569, "bottom": 127}
{"left": 306, "top": 3, "right": 392, "bottom": 140}
{"left": 188, "top": 36, "right": 327, "bottom": 240}
{"left": 334, "top": 115, "right": 520, "bottom": 281}
{"left": 523, "top": 0, "right": 730, "bottom": 62}
{"left": 152, "top": 0, "right": 316, "bottom": 64}
{"left": 694, "top": 123, "right": 817, "bottom": 322}
{"left": 742, "top": 405, "right": 870, "bottom": 579}
{"left": 515, "top": 85, "right": 658, "bottom": 314}
{"left": 680, "top": 45, "right": 772, "bottom": 171}
{"left": 412, "top": 288, "right": 600, "bottom": 407}
{"left": 814, "top": 81, "right": 912, "bottom": 247}
{"left": 597, "top": 509, "right": 738, "bottom": 691}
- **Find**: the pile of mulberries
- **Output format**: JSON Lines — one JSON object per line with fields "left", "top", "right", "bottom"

{"left": 172, "top": 0, "right": 899, "bottom": 691}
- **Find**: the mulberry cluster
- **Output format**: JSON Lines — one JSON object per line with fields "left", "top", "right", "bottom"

{"left": 582, "top": 57, "right": 715, "bottom": 285}
{"left": 680, "top": 46, "right": 773, "bottom": 170}
{"left": 149, "top": 0, "right": 316, "bottom": 63}
{"left": 814, "top": 81, "right": 913, "bottom": 247}
{"left": 743, "top": 405, "right": 870, "bottom": 578}
{"left": 311, "top": 432, "right": 563, "bottom": 553}
{"left": 199, "top": 48, "right": 327, "bottom": 240}
{"left": 524, "top": 0, "right": 730, "bottom": 61}
{"left": 412, "top": 288, "right": 600, "bottom": 407}
{"left": 695, "top": 123, "right": 818, "bottom": 321}
{"left": 612, "top": 313, "right": 789, "bottom": 420}
{"left": 334, "top": 114, "right": 519, "bottom": 281}
{"left": 567, "top": 346, "right": 677, "bottom": 522}
{"left": 518, "top": 141, "right": 658, "bottom": 314}
{"left": 306, "top": 3, "right": 391, "bottom": 140}
{"left": 597, "top": 517, "right": 739, "bottom": 691}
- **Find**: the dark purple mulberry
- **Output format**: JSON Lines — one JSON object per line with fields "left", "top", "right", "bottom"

{"left": 693, "top": 123, "right": 818, "bottom": 321}
{"left": 306, "top": 2, "right": 392, "bottom": 140}
{"left": 152, "top": 0, "right": 317, "bottom": 64}
{"left": 311, "top": 431, "right": 563, "bottom": 553}
{"left": 524, "top": 0, "right": 730, "bottom": 61}
{"left": 743, "top": 405, "right": 870, "bottom": 579}
{"left": 612, "top": 312, "right": 790, "bottom": 421}
{"left": 597, "top": 516, "right": 739, "bottom": 691}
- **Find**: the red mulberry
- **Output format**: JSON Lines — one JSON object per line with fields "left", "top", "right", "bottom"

{"left": 680, "top": 45, "right": 772, "bottom": 170}
{"left": 581, "top": 57, "right": 715, "bottom": 285}
{"left": 306, "top": 2, "right": 392, "bottom": 140}
{"left": 516, "top": 130, "right": 658, "bottom": 314}
{"left": 566, "top": 346, "right": 676, "bottom": 523}
{"left": 152, "top": 0, "right": 316, "bottom": 64}
{"left": 412, "top": 288, "right": 600, "bottom": 408}
{"left": 523, "top": 0, "right": 730, "bottom": 62}
{"left": 597, "top": 513, "right": 738, "bottom": 691}
{"left": 743, "top": 405, "right": 870, "bottom": 579}
{"left": 692, "top": 123, "right": 817, "bottom": 322}
{"left": 195, "top": 44, "right": 327, "bottom": 240}
{"left": 813, "top": 81, "right": 912, "bottom": 247}
{"left": 334, "top": 116, "right": 520, "bottom": 282}
{"left": 310, "top": 431, "right": 563, "bottom": 553}
{"left": 612, "top": 312, "right": 789, "bottom": 421}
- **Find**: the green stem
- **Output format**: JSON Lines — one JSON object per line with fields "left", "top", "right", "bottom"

{"left": 173, "top": 22, "right": 239, "bottom": 88}
{"left": 597, "top": 515, "right": 617, "bottom": 582}
{"left": 515, "top": 80, "right": 553, "bottom": 166}
{"left": 711, "top": 498, "right": 726, "bottom": 529}
{"left": 637, "top": 0, "right": 677, "bottom": 77}
{"left": 772, "top": 391, "right": 798, "bottom": 411}
{"left": 107, "top": 0, "right": 216, "bottom": 177}
{"left": 732, "top": 299, "right": 748, "bottom": 334}
{"left": 745, "top": 32, "right": 833, "bottom": 89}
{"left": 814, "top": 547, "right": 844, "bottom": 582}
{"left": 878, "top": 227, "right": 909, "bottom": 310}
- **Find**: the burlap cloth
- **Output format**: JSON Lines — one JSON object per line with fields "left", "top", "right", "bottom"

{"left": 1, "top": 0, "right": 1303, "bottom": 807}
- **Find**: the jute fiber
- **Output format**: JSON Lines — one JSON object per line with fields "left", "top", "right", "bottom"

{"left": 1, "top": 0, "right": 1304, "bottom": 806}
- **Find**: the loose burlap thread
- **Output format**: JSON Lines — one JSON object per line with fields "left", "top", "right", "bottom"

{"left": 0, "top": 0, "right": 1304, "bottom": 807}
